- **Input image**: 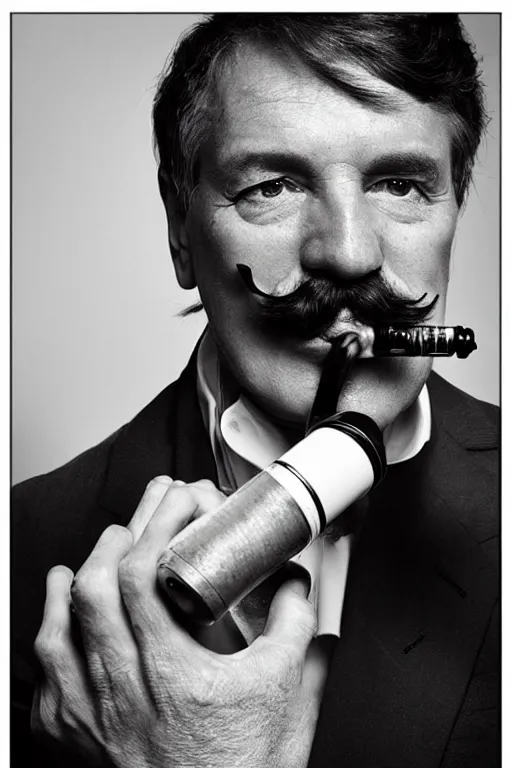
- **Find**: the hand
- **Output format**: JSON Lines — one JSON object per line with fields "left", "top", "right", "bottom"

{"left": 32, "top": 477, "right": 319, "bottom": 768}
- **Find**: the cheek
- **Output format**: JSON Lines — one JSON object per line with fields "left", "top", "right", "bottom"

{"left": 189, "top": 197, "right": 302, "bottom": 293}
{"left": 383, "top": 215, "right": 456, "bottom": 301}
{"left": 185, "top": 201, "right": 299, "bottom": 359}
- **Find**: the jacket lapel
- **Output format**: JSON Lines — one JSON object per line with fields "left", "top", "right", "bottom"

{"left": 308, "top": 375, "right": 498, "bottom": 768}
{"left": 98, "top": 347, "right": 218, "bottom": 524}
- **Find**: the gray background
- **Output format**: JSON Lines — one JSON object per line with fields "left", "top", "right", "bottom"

{"left": 12, "top": 13, "right": 500, "bottom": 485}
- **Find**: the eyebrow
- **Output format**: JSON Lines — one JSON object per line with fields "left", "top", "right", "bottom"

{"left": 216, "top": 150, "right": 315, "bottom": 179}
{"left": 364, "top": 152, "right": 444, "bottom": 184}
{"left": 213, "top": 149, "right": 445, "bottom": 186}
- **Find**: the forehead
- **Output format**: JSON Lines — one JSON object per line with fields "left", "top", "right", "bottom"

{"left": 203, "top": 42, "right": 453, "bottom": 172}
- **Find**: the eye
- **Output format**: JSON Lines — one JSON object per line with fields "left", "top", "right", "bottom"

{"left": 229, "top": 177, "right": 303, "bottom": 204}
{"left": 258, "top": 179, "right": 287, "bottom": 198}
{"left": 371, "top": 178, "right": 419, "bottom": 197}
{"left": 386, "top": 179, "right": 413, "bottom": 197}
{"left": 225, "top": 176, "right": 306, "bottom": 225}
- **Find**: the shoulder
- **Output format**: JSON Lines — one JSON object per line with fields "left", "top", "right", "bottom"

{"left": 12, "top": 344, "right": 201, "bottom": 562}
{"left": 12, "top": 370, "right": 188, "bottom": 513}
{"left": 12, "top": 427, "right": 121, "bottom": 513}
{"left": 425, "top": 372, "right": 499, "bottom": 557}
{"left": 427, "top": 371, "right": 498, "bottom": 451}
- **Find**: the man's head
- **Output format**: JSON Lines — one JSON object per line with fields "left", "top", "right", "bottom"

{"left": 153, "top": 14, "right": 486, "bottom": 430}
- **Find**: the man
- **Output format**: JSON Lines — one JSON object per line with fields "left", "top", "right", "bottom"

{"left": 12, "top": 13, "right": 498, "bottom": 768}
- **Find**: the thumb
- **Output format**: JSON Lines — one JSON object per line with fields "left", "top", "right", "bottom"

{"left": 261, "top": 564, "right": 317, "bottom": 656}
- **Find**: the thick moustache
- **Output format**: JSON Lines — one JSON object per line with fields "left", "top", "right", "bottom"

{"left": 235, "top": 262, "right": 439, "bottom": 342}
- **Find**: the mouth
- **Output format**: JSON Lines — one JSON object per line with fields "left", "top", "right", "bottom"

{"left": 301, "top": 319, "right": 376, "bottom": 359}
{"left": 263, "top": 311, "right": 379, "bottom": 363}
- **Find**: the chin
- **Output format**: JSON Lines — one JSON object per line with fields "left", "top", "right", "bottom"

{"left": 237, "top": 366, "right": 316, "bottom": 429}
{"left": 240, "top": 354, "right": 433, "bottom": 433}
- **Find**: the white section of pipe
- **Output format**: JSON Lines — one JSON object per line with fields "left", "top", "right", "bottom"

{"left": 273, "top": 428, "right": 375, "bottom": 527}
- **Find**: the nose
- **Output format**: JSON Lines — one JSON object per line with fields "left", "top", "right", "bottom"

{"left": 300, "top": 183, "right": 383, "bottom": 281}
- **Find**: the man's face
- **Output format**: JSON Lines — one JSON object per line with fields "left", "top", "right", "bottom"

{"left": 172, "top": 43, "right": 459, "bottom": 430}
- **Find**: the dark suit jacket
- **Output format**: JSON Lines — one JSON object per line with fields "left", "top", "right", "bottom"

{"left": 12, "top": 353, "right": 499, "bottom": 767}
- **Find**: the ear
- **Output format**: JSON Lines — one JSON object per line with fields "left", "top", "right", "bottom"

{"left": 158, "top": 169, "right": 196, "bottom": 289}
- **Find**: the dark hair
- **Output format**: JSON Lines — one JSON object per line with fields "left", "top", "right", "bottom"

{"left": 152, "top": 13, "right": 487, "bottom": 209}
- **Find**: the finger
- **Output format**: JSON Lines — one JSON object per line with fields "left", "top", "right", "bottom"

{"left": 127, "top": 478, "right": 224, "bottom": 544}
{"left": 33, "top": 568, "right": 105, "bottom": 751}
{"left": 71, "top": 525, "right": 139, "bottom": 677}
{"left": 187, "top": 478, "right": 226, "bottom": 499}
{"left": 38, "top": 565, "right": 74, "bottom": 636}
{"left": 178, "top": 480, "right": 226, "bottom": 518}
{"left": 119, "top": 485, "right": 196, "bottom": 597}
{"left": 119, "top": 486, "right": 206, "bottom": 646}
{"left": 128, "top": 476, "right": 174, "bottom": 544}
{"left": 34, "top": 566, "right": 74, "bottom": 683}
{"left": 32, "top": 677, "right": 104, "bottom": 758}
{"left": 31, "top": 681, "right": 60, "bottom": 741}
{"left": 258, "top": 571, "right": 317, "bottom": 660}
{"left": 34, "top": 567, "right": 87, "bottom": 687}
{"left": 123, "top": 482, "right": 226, "bottom": 591}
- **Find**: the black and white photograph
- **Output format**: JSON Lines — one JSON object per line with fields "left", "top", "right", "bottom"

{"left": 11, "top": 13, "right": 500, "bottom": 767}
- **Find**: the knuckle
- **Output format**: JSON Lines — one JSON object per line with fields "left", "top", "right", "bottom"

{"left": 118, "top": 554, "right": 146, "bottom": 592}
{"left": 146, "top": 476, "right": 172, "bottom": 495}
{"left": 33, "top": 633, "right": 54, "bottom": 667}
{"left": 168, "top": 486, "right": 197, "bottom": 513}
{"left": 194, "top": 479, "right": 217, "bottom": 491}
{"left": 71, "top": 566, "right": 108, "bottom": 607}
{"left": 101, "top": 523, "right": 132, "bottom": 547}
{"left": 172, "top": 484, "right": 193, "bottom": 501}
{"left": 194, "top": 479, "right": 225, "bottom": 500}
{"left": 34, "top": 625, "right": 70, "bottom": 667}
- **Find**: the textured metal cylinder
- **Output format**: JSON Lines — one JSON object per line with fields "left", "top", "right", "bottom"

{"left": 157, "top": 472, "right": 312, "bottom": 624}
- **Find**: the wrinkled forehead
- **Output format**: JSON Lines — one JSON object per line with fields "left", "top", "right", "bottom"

{"left": 199, "top": 41, "right": 454, "bottom": 175}
{"left": 217, "top": 40, "right": 404, "bottom": 112}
